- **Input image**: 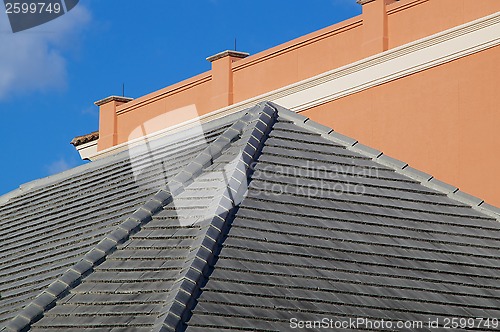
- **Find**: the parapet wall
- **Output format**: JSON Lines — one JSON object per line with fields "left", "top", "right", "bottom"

{"left": 90, "top": 0, "right": 500, "bottom": 206}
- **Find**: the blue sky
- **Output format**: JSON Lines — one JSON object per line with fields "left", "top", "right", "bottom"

{"left": 0, "top": 0, "right": 361, "bottom": 195}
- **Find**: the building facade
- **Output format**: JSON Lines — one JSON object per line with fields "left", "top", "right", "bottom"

{"left": 75, "top": 0, "right": 500, "bottom": 206}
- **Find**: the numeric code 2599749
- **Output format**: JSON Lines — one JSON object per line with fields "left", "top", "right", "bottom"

{"left": 5, "top": 2, "right": 62, "bottom": 14}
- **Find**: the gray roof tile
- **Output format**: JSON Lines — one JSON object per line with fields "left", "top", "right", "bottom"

{"left": 401, "top": 165, "right": 434, "bottom": 182}
{"left": 451, "top": 190, "right": 485, "bottom": 206}
{"left": 328, "top": 130, "right": 358, "bottom": 146}
{"left": 0, "top": 112, "right": 241, "bottom": 330}
{"left": 187, "top": 104, "right": 500, "bottom": 331}
{"left": 376, "top": 154, "right": 409, "bottom": 169}
{"left": 303, "top": 118, "right": 334, "bottom": 134}
{"left": 350, "top": 142, "right": 383, "bottom": 159}
{"left": 1, "top": 103, "right": 499, "bottom": 332}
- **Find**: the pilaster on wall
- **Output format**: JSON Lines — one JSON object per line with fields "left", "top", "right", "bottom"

{"left": 358, "top": 0, "right": 389, "bottom": 57}
{"left": 207, "top": 50, "right": 249, "bottom": 110}
{"left": 95, "top": 96, "right": 133, "bottom": 151}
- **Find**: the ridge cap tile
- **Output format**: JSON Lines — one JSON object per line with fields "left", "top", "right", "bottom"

{"left": 400, "top": 165, "right": 434, "bottom": 182}
{"left": 303, "top": 119, "right": 334, "bottom": 135}
{"left": 32, "top": 293, "right": 57, "bottom": 309}
{"left": 7, "top": 101, "right": 500, "bottom": 332}
{"left": 6, "top": 188, "right": 176, "bottom": 331}
{"left": 350, "top": 143, "right": 383, "bottom": 159}
{"left": 451, "top": 190, "right": 484, "bottom": 207}
{"left": 5, "top": 316, "right": 30, "bottom": 332}
{"left": 1, "top": 109, "right": 248, "bottom": 330}
{"left": 477, "top": 202, "right": 500, "bottom": 219}
{"left": 10, "top": 102, "right": 276, "bottom": 332}
{"left": 427, "top": 178, "right": 459, "bottom": 195}
{"left": 152, "top": 103, "right": 278, "bottom": 331}
{"left": 376, "top": 154, "right": 408, "bottom": 169}
{"left": 328, "top": 131, "right": 358, "bottom": 146}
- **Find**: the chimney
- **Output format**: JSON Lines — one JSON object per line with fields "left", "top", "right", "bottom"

{"left": 95, "top": 96, "right": 133, "bottom": 151}
{"left": 207, "top": 50, "right": 249, "bottom": 110}
{"left": 357, "top": 0, "right": 389, "bottom": 57}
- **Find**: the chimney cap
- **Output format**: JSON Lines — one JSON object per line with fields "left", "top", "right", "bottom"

{"left": 94, "top": 95, "right": 134, "bottom": 106}
{"left": 206, "top": 50, "right": 249, "bottom": 63}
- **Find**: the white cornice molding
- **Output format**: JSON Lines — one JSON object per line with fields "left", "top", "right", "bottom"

{"left": 75, "top": 140, "right": 98, "bottom": 160}
{"left": 271, "top": 11, "right": 500, "bottom": 111}
{"left": 88, "top": 11, "right": 500, "bottom": 160}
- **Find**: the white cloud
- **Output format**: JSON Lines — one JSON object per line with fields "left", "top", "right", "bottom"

{"left": 0, "top": 5, "right": 91, "bottom": 100}
{"left": 46, "top": 157, "right": 74, "bottom": 175}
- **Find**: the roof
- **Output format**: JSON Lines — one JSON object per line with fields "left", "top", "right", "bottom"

{"left": 0, "top": 110, "right": 242, "bottom": 328}
{"left": 1, "top": 102, "right": 499, "bottom": 331}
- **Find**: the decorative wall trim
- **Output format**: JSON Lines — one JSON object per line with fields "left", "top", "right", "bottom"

{"left": 75, "top": 140, "right": 98, "bottom": 160}
{"left": 115, "top": 73, "right": 212, "bottom": 116}
{"left": 272, "top": 11, "right": 500, "bottom": 112}
{"left": 386, "top": 0, "right": 429, "bottom": 15}
{"left": 88, "top": 11, "right": 500, "bottom": 160}
{"left": 232, "top": 19, "right": 363, "bottom": 72}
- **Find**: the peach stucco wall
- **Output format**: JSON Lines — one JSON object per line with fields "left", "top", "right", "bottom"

{"left": 94, "top": 0, "right": 500, "bottom": 206}
{"left": 103, "top": 0, "right": 500, "bottom": 147}
{"left": 387, "top": 0, "right": 500, "bottom": 48}
{"left": 303, "top": 45, "right": 500, "bottom": 207}
{"left": 109, "top": 15, "right": 365, "bottom": 145}
{"left": 232, "top": 17, "right": 363, "bottom": 102}
{"left": 114, "top": 73, "right": 213, "bottom": 144}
